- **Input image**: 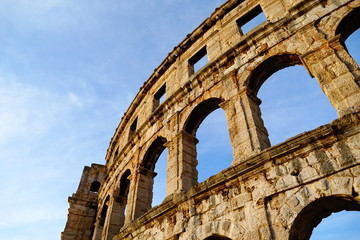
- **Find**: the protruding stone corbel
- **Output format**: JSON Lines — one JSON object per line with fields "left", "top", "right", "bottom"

{"left": 138, "top": 166, "right": 157, "bottom": 178}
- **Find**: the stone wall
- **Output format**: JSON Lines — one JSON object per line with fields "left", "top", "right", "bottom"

{"left": 62, "top": 0, "right": 360, "bottom": 239}
{"left": 113, "top": 113, "right": 360, "bottom": 240}
{"left": 62, "top": 164, "right": 107, "bottom": 240}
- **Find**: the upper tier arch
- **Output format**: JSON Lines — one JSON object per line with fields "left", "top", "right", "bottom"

{"left": 62, "top": 1, "right": 360, "bottom": 240}
{"left": 104, "top": 0, "right": 360, "bottom": 183}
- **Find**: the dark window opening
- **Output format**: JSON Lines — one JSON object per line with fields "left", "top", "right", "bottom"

{"left": 336, "top": 7, "right": 360, "bottom": 68}
{"left": 119, "top": 170, "right": 131, "bottom": 197}
{"left": 335, "top": 7, "right": 360, "bottom": 42}
{"left": 105, "top": 170, "right": 131, "bottom": 234}
{"left": 236, "top": 5, "right": 267, "bottom": 35}
{"left": 189, "top": 46, "right": 208, "bottom": 75}
{"left": 128, "top": 117, "right": 138, "bottom": 140}
{"left": 204, "top": 235, "right": 232, "bottom": 240}
{"left": 114, "top": 147, "right": 119, "bottom": 158}
{"left": 90, "top": 181, "right": 101, "bottom": 193}
{"left": 153, "top": 84, "right": 166, "bottom": 111}
{"left": 99, "top": 197, "right": 110, "bottom": 227}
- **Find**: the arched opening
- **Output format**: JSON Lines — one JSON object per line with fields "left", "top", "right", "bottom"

{"left": 336, "top": 7, "right": 360, "bottom": 70}
{"left": 142, "top": 137, "right": 167, "bottom": 171}
{"left": 119, "top": 170, "right": 131, "bottom": 197}
{"left": 92, "top": 196, "right": 110, "bottom": 240}
{"left": 196, "top": 108, "right": 232, "bottom": 183}
{"left": 134, "top": 137, "right": 167, "bottom": 217}
{"left": 247, "top": 54, "right": 301, "bottom": 95}
{"left": 311, "top": 211, "right": 360, "bottom": 239}
{"left": 152, "top": 148, "right": 168, "bottom": 206}
{"left": 250, "top": 55, "right": 336, "bottom": 146}
{"left": 289, "top": 196, "right": 360, "bottom": 240}
{"left": 345, "top": 28, "right": 360, "bottom": 68}
{"left": 335, "top": 7, "right": 360, "bottom": 89}
{"left": 118, "top": 170, "right": 131, "bottom": 224}
{"left": 90, "top": 181, "right": 101, "bottom": 193}
{"left": 335, "top": 7, "right": 360, "bottom": 42}
{"left": 99, "top": 196, "right": 110, "bottom": 227}
{"left": 185, "top": 98, "right": 223, "bottom": 136}
{"left": 257, "top": 64, "right": 337, "bottom": 145}
{"left": 204, "top": 234, "right": 232, "bottom": 240}
{"left": 184, "top": 98, "right": 232, "bottom": 183}
{"left": 105, "top": 170, "right": 131, "bottom": 239}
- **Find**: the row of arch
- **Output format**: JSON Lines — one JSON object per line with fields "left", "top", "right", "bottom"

{"left": 94, "top": 5, "right": 360, "bottom": 240}
{"left": 97, "top": 193, "right": 360, "bottom": 239}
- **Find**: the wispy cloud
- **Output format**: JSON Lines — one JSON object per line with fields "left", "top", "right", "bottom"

{"left": 1, "top": 1, "right": 354, "bottom": 240}
{"left": 0, "top": 77, "right": 79, "bottom": 145}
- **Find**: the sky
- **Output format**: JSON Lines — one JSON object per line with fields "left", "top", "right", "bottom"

{"left": 0, "top": 1, "right": 359, "bottom": 240}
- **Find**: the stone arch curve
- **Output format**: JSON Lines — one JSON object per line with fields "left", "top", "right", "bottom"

{"left": 141, "top": 136, "right": 167, "bottom": 171}
{"left": 180, "top": 96, "right": 234, "bottom": 185}
{"left": 103, "top": 170, "right": 132, "bottom": 239}
{"left": 128, "top": 136, "right": 168, "bottom": 220}
{"left": 62, "top": 1, "right": 360, "bottom": 239}
{"left": 204, "top": 235, "right": 232, "bottom": 240}
{"left": 119, "top": 169, "right": 131, "bottom": 197}
{"left": 335, "top": 6, "right": 360, "bottom": 41}
{"left": 244, "top": 54, "right": 302, "bottom": 95}
{"left": 189, "top": 220, "right": 244, "bottom": 240}
{"left": 184, "top": 97, "right": 225, "bottom": 136}
{"left": 288, "top": 195, "right": 360, "bottom": 240}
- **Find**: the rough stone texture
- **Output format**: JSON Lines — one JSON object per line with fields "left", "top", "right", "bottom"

{"left": 62, "top": 164, "right": 107, "bottom": 240}
{"left": 62, "top": 0, "right": 360, "bottom": 239}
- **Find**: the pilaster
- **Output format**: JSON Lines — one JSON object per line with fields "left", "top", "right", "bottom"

{"left": 300, "top": 35, "right": 360, "bottom": 116}
{"left": 165, "top": 131, "right": 199, "bottom": 195}
{"left": 127, "top": 167, "right": 157, "bottom": 221}
{"left": 226, "top": 88, "right": 270, "bottom": 165}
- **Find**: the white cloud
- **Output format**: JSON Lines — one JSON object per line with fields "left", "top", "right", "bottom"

{"left": 67, "top": 92, "right": 84, "bottom": 108}
{"left": 0, "top": 77, "right": 75, "bottom": 145}
{"left": 0, "top": 200, "right": 65, "bottom": 228}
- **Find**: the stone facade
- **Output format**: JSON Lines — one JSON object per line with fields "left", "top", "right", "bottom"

{"left": 62, "top": 164, "right": 107, "bottom": 240}
{"left": 62, "top": 0, "right": 360, "bottom": 239}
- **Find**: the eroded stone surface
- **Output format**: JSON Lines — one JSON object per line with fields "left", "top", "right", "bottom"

{"left": 62, "top": 0, "right": 360, "bottom": 239}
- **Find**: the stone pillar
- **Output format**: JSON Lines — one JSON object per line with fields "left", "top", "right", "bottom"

{"left": 104, "top": 196, "right": 126, "bottom": 240}
{"left": 259, "top": 0, "right": 287, "bottom": 21}
{"left": 93, "top": 197, "right": 110, "bottom": 240}
{"left": 300, "top": 35, "right": 360, "bottom": 116}
{"left": 126, "top": 167, "right": 157, "bottom": 222}
{"left": 166, "top": 130, "right": 199, "bottom": 195}
{"left": 62, "top": 196, "right": 98, "bottom": 240}
{"left": 92, "top": 215, "right": 104, "bottom": 240}
{"left": 123, "top": 171, "right": 136, "bottom": 226}
{"left": 62, "top": 164, "right": 106, "bottom": 240}
{"left": 226, "top": 88, "right": 270, "bottom": 165}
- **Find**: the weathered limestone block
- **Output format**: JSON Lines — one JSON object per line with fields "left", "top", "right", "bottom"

{"left": 298, "top": 167, "right": 319, "bottom": 183}
{"left": 64, "top": 0, "right": 360, "bottom": 239}
{"left": 329, "top": 176, "right": 353, "bottom": 195}
{"left": 231, "top": 193, "right": 252, "bottom": 210}
{"left": 275, "top": 174, "right": 299, "bottom": 191}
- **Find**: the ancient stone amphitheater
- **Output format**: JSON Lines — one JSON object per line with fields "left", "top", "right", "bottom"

{"left": 62, "top": 0, "right": 360, "bottom": 239}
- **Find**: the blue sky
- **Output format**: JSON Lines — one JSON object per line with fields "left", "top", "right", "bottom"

{"left": 0, "top": 1, "right": 359, "bottom": 240}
